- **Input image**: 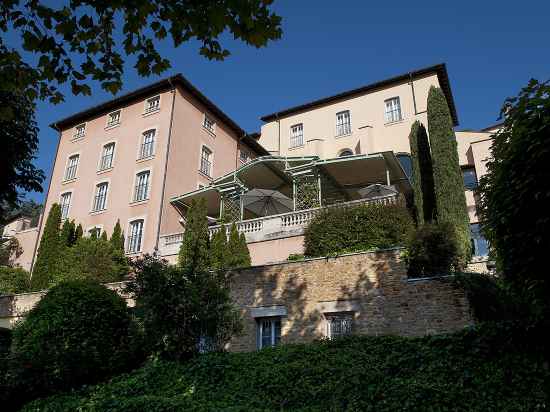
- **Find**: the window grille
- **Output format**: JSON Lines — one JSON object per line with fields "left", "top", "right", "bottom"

{"left": 290, "top": 123, "right": 304, "bottom": 148}
{"left": 336, "top": 111, "right": 351, "bottom": 136}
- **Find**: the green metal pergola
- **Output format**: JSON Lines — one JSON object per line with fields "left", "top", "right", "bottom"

{"left": 170, "top": 152, "right": 411, "bottom": 223}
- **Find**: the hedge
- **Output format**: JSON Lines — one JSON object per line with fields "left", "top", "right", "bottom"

{"left": 22, "top": 322, "right": 550, "bottom": 411}
{"left": 304, "top": 202, "right": 414, "bottom": 257}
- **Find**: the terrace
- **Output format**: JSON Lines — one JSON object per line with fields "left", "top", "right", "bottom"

{"left": 159, "top": 153, "right": 411, "bottom": 258}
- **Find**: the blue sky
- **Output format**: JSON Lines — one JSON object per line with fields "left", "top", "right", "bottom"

{"left": 21, "top": 0, "right": 550, "bottom": 203}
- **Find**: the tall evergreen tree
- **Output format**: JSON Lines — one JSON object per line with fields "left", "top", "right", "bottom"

{"left": 100, "top": 231, "right": 108, "bottom": 241}
{"left": 75, "top": 224, "right": 83, "bottom": 241}
{"left": 238, "top": 232, "right": 252, "bottom": 267}
{"left": 59, "top": 219, "right": 75, "bottom": 247}
{"left": 427, "top": 86, "right": 471, "bottom": 266}
{"left": 110, "top": 220, "right": 125, "bottom": 252}
{"left": 210, "top": 226, "right": 228, "bottom": 271}
{"left": 178, "top": 199, "right": 210, "bottom": 271}
{"left": 31, "top": 203, "right": 62, "bottom": 289}
{"left": 409, "top": 121, "right": 436, "bottom": 224}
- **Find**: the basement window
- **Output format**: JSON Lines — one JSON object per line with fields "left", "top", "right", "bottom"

{"left": 256, "top": 317, "right": 281, "bottom": 349}
{"left": 325, "top": 313, "right": 353, "bottom": 339}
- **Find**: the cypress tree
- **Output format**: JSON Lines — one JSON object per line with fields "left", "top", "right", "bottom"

{"left": 238, "top": 232, "right": 251, "bottom": 267}
{"left": 210, "top": 225, "right": 228, "bottom": 270}
{"left": 427, "top": 86, "right": 471, "bottom": 266}
{"left": 409, "top": 121, "right": 436, "bottom": 224}
{"left": 178, "top": 198, "right": 210, "bottom": 271}
{"left": 226, "top": 223, "right": 241, "bottom": 268}
{"left": 75, "top": 224, "right": 83, "bottom": 241}
{"left": 110, "top": 220, "right": 125, "bottom": 252}
{"left": 100, "top": 231, "right": 108, "bottom": 241}
{"left": 60, "top": 219, "right": 75, "bottom": 247}
{"left": 31, "top": 203, "right": 62, "bottom": 289}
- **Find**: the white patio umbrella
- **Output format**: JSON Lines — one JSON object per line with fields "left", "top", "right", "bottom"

{"left": 241, "top": 189, "right": 293, "bottom": 217}
{"left": 358, "top": 184, "right": 397, "bottom": 199}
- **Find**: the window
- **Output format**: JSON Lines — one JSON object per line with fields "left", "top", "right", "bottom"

{"left": 88, "top": 227, "right": 102, "bottom": 238}
{"left": 239, "top": 149, "right": 250, "bottom": 163}
{"left": 139, "top": 130, "right": 155, "bottom": 159}
{"left": 200, "top": 146, "right": 212, "bottom": 177}
{"left": 92, "top": 182, "right": 108, "bottom": 212}
{"left": 290, "top": 123, "right": 304, "bottom": 148}
{"left": 462, "top": 167, "right": 478, "bottom": 190}
{"left": 99, "top": 143, "right": 115, "bottom": 170}
{"left": 107, "top": 110, "right": 121, "bottom": 127}
{"left": 133, "top": 171, "right": 150, "bottom": 202}
{"left": 64, "top": 155, "right": 79, "bottom": 181}
{"left": 397, "top": 153, "right": 413, "bottom": 180}
{"left": 127, "top": 219, "right": 144, "bottom": 253}
{"left": 74, "top": 124, "right": 86, "bottom": 139}
{"left": 60, "top": 192, "right": 72, "bottom": 220}
{"left": 325, "top": 314, "right": 353, "bottom": 339}
{"left": 384, "top": 97, "right": 402, "bottom": 123}
{"left": 257, "top": 317, "right": 281, "bottom": 349}
{"left": 470, "top": 223, "right": 489, "bottom": 257}
{"left": 203, "top": 114, "right": 216, "bottom": 134}
{"left": 336, "top": 110, "right": 351, "bottom": 136}
{"left": 339, "top": 149, "right": 354, "bottom": 157}
{"left": 144, "top": 95, "right": 160, "bottom": 114}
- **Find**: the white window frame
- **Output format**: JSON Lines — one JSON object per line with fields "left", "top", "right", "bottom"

{"left": 106, "top": 110, "right": 121, "bottom": 128}
{"left": 64, "top": 153, "right": 80, "bottom": 181}
{"left": 73, "top": 123, "right": 86, "bottom": 140}
{"left": 98, "top": 142, "right": 116, "bottom": 171}
{"left": 290, "top": 123, "right": 304, "bottom": 148}
{"left": 325, "top": 313, "right": 353, "bottom": 339}
{"left": 203, "top": 114, "right": 216, "bottom": 135}
{"left": 139, "top": 129, "right": 156, "bottom": 160}
{"left": 132, "top": 169, "right": 151, "bottom": 203}
{"left": 256, "top": 317, "right": 282, "bottom": 349}
{"left": 144, "top": 95, "right": 161, "bottom": 115}
{"left": 59, "top": 191, "right": 72, "bottom": 220}
{"left": 384, "top": 97, "right": 402, "bottom": 124}
{"left": 126, "top": 217, "right": 146, "bottom": 254}
{"left": 91, "top": 181, "right": 109, "bottom": 212}
{"left": 335, "top": 110, "right": 351, "bottom": 137}
{"left": 199, "top": 145, "right": 213, "bottom": 177}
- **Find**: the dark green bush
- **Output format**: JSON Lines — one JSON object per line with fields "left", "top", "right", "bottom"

{"left": 407, "top": 223, "right": 461, "bottom": 277}
{"left": 0, "top": 267, "right": 30, "bottom": 295}
{"left": 22, "top": 323, "right": 550, "bottom": 411}
{"left": 304, "top": 202, "right": 414, "bottom": 257}
{"left": 10, "top": 280, "right": 141, "bottom": 399}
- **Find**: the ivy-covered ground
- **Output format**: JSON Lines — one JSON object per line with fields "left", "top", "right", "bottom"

{"left": 22, "top": 324, "right": 549, "bottom": 411}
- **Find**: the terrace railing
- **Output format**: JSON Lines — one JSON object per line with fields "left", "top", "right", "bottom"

{"left": 158, "top": 193, "right": 398, "bottom": 257}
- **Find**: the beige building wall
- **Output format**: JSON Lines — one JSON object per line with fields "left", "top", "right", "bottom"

{"left": 11, "top": 228, "right": 39, "bottom": 271}
{"left": 259, "top": 73, "right": 441, "bottom": 159}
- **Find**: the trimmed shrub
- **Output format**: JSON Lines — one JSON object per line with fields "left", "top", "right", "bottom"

{"left": 11, "top": 280, "right": 140, "bottom": 398}
{"left": 407, "top": 223, "right": 460, "bottom": 277}
{"left": 304, "top": 202, "right": 414, "bottom": 257}
{"left": 427, "top": 86, "right": 471, "bottom": 266}
{"left": 55, "top": 237, "right": 129, "bottom": 284}
{"left": 0, "top": 267, "right": 30, "bottom": 295}
{"left": 22, "top": 323, "right": 550, "bottom": 411}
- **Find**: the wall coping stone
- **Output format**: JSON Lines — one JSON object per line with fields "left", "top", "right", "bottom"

{"left": 250, "top": 305, "right": 287, "bottom": 318}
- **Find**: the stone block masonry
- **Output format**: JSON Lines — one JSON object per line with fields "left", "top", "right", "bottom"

{"left": 227, "top": 248, "right": 473, "bottom": 352}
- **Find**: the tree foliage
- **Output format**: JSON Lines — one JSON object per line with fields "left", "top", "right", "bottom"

{"left": 0, "top": 1, "right": 282, "bottom": 103}
{"left": 56, "top": 237, "right": 129, "bottom": 284}
{"left": 0, "top": 237, "right": 23, "bottom": 267}
{"left": 126, "top": 255, "right": 242, "bottom": 361}
{"left": 110, "top": 220, "right": 125, "bottom": 252}
{"left": 10, "top": 280, "right": 140, "bottom": 400}
{"left": 210, "top": 226, "right": 228, "bottom": 271}
{"left": 0, "top": 89, "right": 44, "bottom": 221}
{"left": 427, "top": 86, "right": 471, "bottom": 265}
{"left": 178, "top": 199, "right": 210, "bottom": 271}
{"left": 478, "top": 79, "right": 550, "bottom": 319}
{"left": 0, "top": 267, "right": 30, "bottom": 295}
{"left": 30, "top": 204, "right": 62, "bottom": 290}
{"left": 408, "top": 121, "right": 436, "bottom": 224}
{"left": 226, "top": 223, "right": 252, "bottom": 268}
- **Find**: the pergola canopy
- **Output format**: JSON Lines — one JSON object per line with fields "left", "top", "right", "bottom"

{"left": 171, "top": 152, "right": 411, "bottom": 221}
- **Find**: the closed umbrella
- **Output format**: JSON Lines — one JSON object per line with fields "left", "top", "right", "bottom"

{"left": 241, "top": 189, "right": 293, "bottom": 217}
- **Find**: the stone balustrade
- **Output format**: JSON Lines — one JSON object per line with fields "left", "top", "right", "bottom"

{"left": 158, "top": 194, "right": 398, "bottom": 257}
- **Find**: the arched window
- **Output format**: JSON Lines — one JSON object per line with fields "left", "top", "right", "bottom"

{"left": 396, "top": 153, "right": 412, "bottom": 180}
{"left": 339, "top": 149, "right": 354, "bottom": 157}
